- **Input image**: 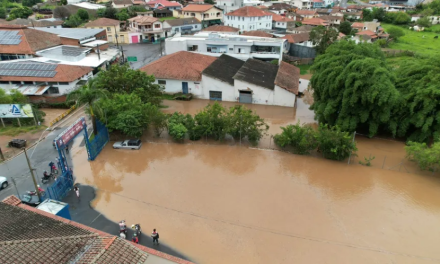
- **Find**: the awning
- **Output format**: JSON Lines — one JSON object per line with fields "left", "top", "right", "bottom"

{"left": 16, "top": 85, "right": 50, "bottom": 95}
{"left": 181, "top": 26, "right": 193, "bottom": 30}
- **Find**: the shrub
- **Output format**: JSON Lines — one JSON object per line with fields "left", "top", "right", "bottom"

{"left": 76, "top": 8, "right": 89, "bottom": 20}
{"left": 387, "top": 27, "right": 405, "bottom": 41}
{"left": 194, "top": 102, "right": 228, "bottom": 141}
{"left": 226, "top": 105, "right": 268, "bottom": 145}
{"left": 183, "top": 114, "right": 202, "bottom": 141}
{"left": 316, "top": 125, "right": 357, "bottom": 161}
{"left": 405, "top": 141, "right": 440, "bottom": 171}
{"left": 274, "top": 121, "right": 317, "bottom": 154}
{"left": 169, "top": 123, "right": 187, "bottom": 141}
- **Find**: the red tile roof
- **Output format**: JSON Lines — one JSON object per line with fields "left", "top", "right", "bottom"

{"left": 302, "top": 18, "right": 328, "bottom": 26}
{"left": 0, "top": 63, "right": 93, "bottom": 83}
{"left": 296, "top": 9, "right": 317, "bottom": 16}
{"left": 282, "top": 32, "right": 310, "bottom": 43}
{"left": 241, "top": 30, "right": 274, "bottom": 37}
{"left": 226, "top": 6, "right": 269, "bottom": 17}
{"left": 147, "top": 0, "right": 182, "bottom": 7}
{"left": 182, "top": 4, "right": 214, "bottom": 12}
{"left": 202, "top": 25, "right": 239, "bottom": 32}
{"left": 128, "top": 15, "right": 159, "bottom": 24}
{"left": 356, "top": 29, "right": 376, "bottom": 36}
{"left": 0, "top": 196, "right": 194, "bottom": 264}
{"left": 84, "top": 18, "right": 120, "bottom": 27}
{"left": 271, "top": 12, "right": 294, "bottom": 22}
{"left": 140, "top": 51, "right": 216, "bottom": 81}
{"left": 0, "top": 25, "right": 61, "bottom": 55}
{"left": 275, "top": 62, "right": 300, "bottom": 95}
{"left": 352, "top": 22, "right": 364, "bottom": 28}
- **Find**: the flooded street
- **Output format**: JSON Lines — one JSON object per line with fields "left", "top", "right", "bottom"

{"left": 69, "top": 98, "right": 440, "bottom": 264}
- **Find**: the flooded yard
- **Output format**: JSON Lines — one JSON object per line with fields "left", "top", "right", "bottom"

{"left": 69, "top": 98, "right": 440, "bottom": 264}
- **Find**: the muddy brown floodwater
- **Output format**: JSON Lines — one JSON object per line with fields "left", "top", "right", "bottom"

{"left": 70, "top": 99, "right": 440, "bottom": 264}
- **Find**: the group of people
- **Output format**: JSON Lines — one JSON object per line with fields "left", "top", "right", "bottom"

{"left": 119, "top": 221, "right": 160, "bottom": 245}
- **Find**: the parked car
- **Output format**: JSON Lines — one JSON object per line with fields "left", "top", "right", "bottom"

{"left": 20, "top": 194, "right": 41, "bottom": 207}
{"left": 0, "top": 176, "right": 8, "bottom": 189}
{"left": 113, "top": 139, "right": 142, "bottom": 150}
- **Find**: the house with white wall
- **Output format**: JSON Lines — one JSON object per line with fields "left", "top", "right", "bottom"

{"left": 174, "top": 4, "right": 223, "bottom": 28}
{"left": 216, "top": 0, "right": 244, "bottom": 13}
{"left": 163, "top": 18, "right": 202, "bottom": 36}
{"left": 0, "top": 61, "right": 93, "bottom": 102}
{"left": 112, "top": 0, "right": 133, "bottom": 8}
{"left": 128, "top": 15, "right": 164, "bottom": 43}
{"left": 165, "top": 32, "right": 288, "bottom": 62}
{"left": 296, "top": 9, "right": 317, "bottom": 19}
{"left": 271, "top": 12, "right": 295, "bottom": 31}
{"left": 224, "top": 6, "right": 273, "bottom": 32}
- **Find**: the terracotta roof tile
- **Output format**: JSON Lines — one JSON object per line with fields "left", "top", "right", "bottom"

{"left": 292, "top": 25, "right": 314, "bottom": 32}
{"left": 275, "top": 62, "right": 299, "bottom": 95}
{"left": 296, "top": 10, "right": 317, "bottom": 16}
{"left": 241, "top": 30, "right": 273, "bottom": 37}
{"left": 0, "top": 63, "right": 93, "bottom": 83}
{"left": 319, "top": 15, "right": 343, "bottom": 22}
{"left": 352, "top": 22, "right": 364, "bottom": 28}
{"left": 0, "top": 25, "right": 61, "bottom": 55}
{"left": 182, "top": 4, "right": 213, "bottom": 12}
{"left": 84, "top": 18, "right": 120, "bottom": 27}
{"left": 271, "top": 12, "right": 294, "bottom": 22}
{"left": 226, "top": 6, "right": 269, "bottom": 17}
{"left": 356, "top": 29, "right": 376, "bottom": 36}
{"left": 302, "top": 18, "right": 328, "bottom": 26}
{"left": 140, "top": 51, "right": 216, "bottom": 81}
{"left": 147, "top": 0, "right": 182, "bottom": 7}
{"left": 128, "top": 15, "right": 159, "bottom": 24}
{"left": 202, "top": 25, "right": 239, "bottom": 32}
{"left": 113, "top": 0, "right": 133, "bottom": 5}
{"left": 282, "top": 32, "right": 310, "bottom": 43}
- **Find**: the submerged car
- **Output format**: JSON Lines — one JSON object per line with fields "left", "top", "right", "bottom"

{"left": 113, "top": 139, "right": 142, "bottom": 150}
{"left": 0, "top": 176, "right": 8, "bottom": 190}
{"left": 20, "top": 194, "right": 41, "bottom": 207}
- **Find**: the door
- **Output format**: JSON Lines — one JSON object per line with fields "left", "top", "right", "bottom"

{"left": 209, "top": 91, "right": 222, "bottom": 101}
{"left": 131, "top": 35, "right": 139, "bottom": 43}
{"left": 239, "top": 91, "right": 252, "bottom": 104}
{"left": 182, "top": 82, "right": 188, "bottom": 94}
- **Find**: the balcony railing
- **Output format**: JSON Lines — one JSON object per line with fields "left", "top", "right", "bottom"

{"left": 134, "top": 28, "right": 162, "bottom": 33}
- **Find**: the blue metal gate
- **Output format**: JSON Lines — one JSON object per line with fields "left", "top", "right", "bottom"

{"left": 44, "top": 171, "right": 74, "bottom": 201}
{"left": 85, "top": 120, "right": 109, "bottom": 161}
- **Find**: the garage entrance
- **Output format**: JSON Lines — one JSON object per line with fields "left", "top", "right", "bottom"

{"left": 209, "top": 91, "right": 222, "bottom": 101}
{"left": 239, "top": 91, "right": 252, "bottom": 104}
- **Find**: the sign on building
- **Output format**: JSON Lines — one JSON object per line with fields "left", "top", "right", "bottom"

{"left": 55, "top": 117, "right": 86, "bottom": 148}
{"left": 0, "top": 104, "right": 34, "bottom": 118}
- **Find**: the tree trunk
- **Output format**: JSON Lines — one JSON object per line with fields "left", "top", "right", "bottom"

{"left": 92, "top": 114, "right": 98, "bottom": 136}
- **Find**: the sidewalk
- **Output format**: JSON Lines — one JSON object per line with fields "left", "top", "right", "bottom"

{"left": 62, "top": 184, "right": 191, "bottom": 261}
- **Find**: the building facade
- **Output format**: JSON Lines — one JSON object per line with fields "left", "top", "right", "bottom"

{"left": 128, "top": 15, "right": 164, "bottom": 43}
{"left": 175, "top": 4, "right": 223, "bottom": 28}
{"left": 84, "top": 18, "right": 129, "bottom": 44}
{"left": 163, "top": 18, "right": 202, "bottom": 36}
{"left": 224, "top": 6, "right": 272, "bottom": 32}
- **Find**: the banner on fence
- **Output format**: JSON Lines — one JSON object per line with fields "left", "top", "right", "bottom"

{"left": 0, "top": 104, "right": 34, "bottom": 118}
{"left": 55, "top": 117, "right": 86, "bottom": 148}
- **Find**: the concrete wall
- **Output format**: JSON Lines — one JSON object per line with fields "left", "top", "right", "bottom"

{"left": 274, "top": 85, "right": 296, "bottom": 107}
{"left": 289, "top": 44, "right": 316, "bottom": 58}
{"left": 201, "top": 75, "right": 236, "bottom": 101}
{"left": 298, "top": 78, "right": 309, "bottom": 93}
{"left": 234, "top": 79, "right": 274, "bottom": 105}
{"left": 154, "top": 78, "right": 202, "bottom": 96}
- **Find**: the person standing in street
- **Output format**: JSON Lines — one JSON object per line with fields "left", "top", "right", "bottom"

{"left": 74, "top": 186, "right": 80, "bottom": 201}
{"left": 151, "top": 229, "right": 159, "bottom": 245}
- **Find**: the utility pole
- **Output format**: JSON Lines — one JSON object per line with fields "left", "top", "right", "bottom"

{"left": 114, "top": 25, "right": 119, "bottom": 48}
{"left": 11, "top": 178, "right": 20, "bottom": 198}
{"left": 96, "top": 44, "right": 101, "bottom": 60}
{"left": 23, "top": 148, "right": 41, "bottom": 201}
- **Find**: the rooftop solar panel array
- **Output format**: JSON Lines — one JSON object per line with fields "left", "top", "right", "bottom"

{"left": 0, "top": 63, "right": 57, "bottom": 78}
{"left": 0, "top": 31, "right": 22, "bottom": 45}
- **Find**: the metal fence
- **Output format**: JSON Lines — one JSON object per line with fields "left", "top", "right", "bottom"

{"left": 44, "top": 171, "right": 74, "bottom": 201}
{"left": 289, "top": 45, "right": 317, "bottom": 59}
{"left": 87, "top": 121, "right": 109, "bottom": 161}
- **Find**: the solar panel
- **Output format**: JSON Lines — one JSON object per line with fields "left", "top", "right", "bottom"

{"left": 0, "top": 69, "right": 57, "bottom": 77}
{"left": 0, "top": 63, "right": 57, "bottom": 71}
{"left": 0, "top": 30, "right": 22, "bottom": 45}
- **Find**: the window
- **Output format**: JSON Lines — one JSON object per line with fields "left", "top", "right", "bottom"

{"left": 23, "top": 81, "right": 33, "bottom": 84}
{"left": 107, "top": 27, "right": 111, "bottom": 32}
{"left": 155, "top": 24, "right": 160, "bottom": 28}
{"left": 59, "top": 82, "right": 69, "bottom": 85}
{"left": 48, "top": 86, "right": 59, "bottom": 94}
{"left": 158, "top": 80, "right": 166, "bottom": 85}
{"left": 11, "top": 81, "right": 21, "bottom": 85}
{"left": 229, "top": 48, "right": 233, "bottom": 51}
{"left": 195, "top": 25, "right": 197, "bottom": 28}
{"left": 176, "top": 28, "right": 180, "bottom": 32}
{"left": 0, "top": 81, "right": 9, "bottom": 84}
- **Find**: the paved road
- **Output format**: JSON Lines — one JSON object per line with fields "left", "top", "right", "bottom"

{"left": 111, "top": 43, "right": 163, "bottom": 69}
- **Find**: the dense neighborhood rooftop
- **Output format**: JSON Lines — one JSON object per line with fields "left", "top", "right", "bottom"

{"left": 202, "top": 54, "right": 246, "bottom": 85}
{"left": 182, "top": 4, "right": 214, "bottom": 12}
{"left": 282, "top": 32, "right": 310, "bottom": 43}
{"left": 36, "top": 28, "right": 105, "bottom": 40}
{"left": 241, "top": 30, "right": 273, "bottom": 38}
{"left": 84, "top": 18, "right": 121, "bottom": 27}
{"left": 226, "top": 6, "right": 270, "bottom": 17}
{"left": 275, "top": 62, "right": 300, "bottom": 95}
{"left": 164, "top": 17, "right": 201, "bottom": 26}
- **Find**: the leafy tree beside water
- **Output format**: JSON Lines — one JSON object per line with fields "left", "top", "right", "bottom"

{"left": 226, "top": 105, "right": 268, "bottom": 145}
{"left": 310, "top": 41, "right": 399, "bottom": 137}
{"left": 274, "top": 121, "right": 317, "bottom": 155}
{"left": 406, "top": 141, "right": 440, "bottom": 171}
{"left": 316, "top": 124, "right": 357, "bottom": 161}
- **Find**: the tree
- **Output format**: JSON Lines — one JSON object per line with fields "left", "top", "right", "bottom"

{"left": 417, "top": 17, "right": 432, "bottom": 27}
{"left": 362, "top": 9, "right": 373, "bottom": 21}
{"left": 54, "top": 6, "right": 71, "bottom": 19}
{"left": 339, "top": 21, "right": 352, "bottom": 35}
{"left": 116, "top": 9, "right": 130, "bottom": 21}
{"left": 226, "top": 105, "right": 268, "bottom": 145}
{"left": 393, "top": 12, "right": 411, "bottom": 24}
{"left": 274, "top": 121, "right": 318, "bottom": 154}
{"left": 64, "top": 14, "right": 82, "bottom": 27}
{"left": 104, "top": 7, "right": 117, "bottom": 19}
{"left": 77, "top": 9, "right": 89, "bottom": 21}
{"left": 168, "top": 112, "right": 188, "bottom": 141}
{"left": 194, "top": 102, "right": 228, "bottom": 141}
{"left": 421, "top": 8, "right": 434, "bottom": 17}
{"left": 394, "top": 56, "right": 440, "bottom": 142}
{"left": 22, "top": 0, "right": 41, "bottom": 7}
{"left": 67, "top": 79, "right": 108, "bottom": 135}
{"left": 60, "top": 0, "right": 67, "bottom": 5}
{"left": 387, "top": 27, "right": 405, "bottom": 41}
{"left": 406, "top": 141, "right": 440, "bottom": 171}
{"left": 372, "top": 7, "right": 386, "bottom": 21}
{"left": 0, "top": 8, "right": 6, "bottom": 19}
{"left": 310, "top": 41, "right": 400, "bottom": 137}
{"left": 316, "top": 124, "right": 357, "bottom": 161}
{"left": 96, "top": 93, "right": 157, "bottom": 137}
{"left": 204, "top": 0, "right": 215, "bottom": 4}
{"left": 429, "top": 0, "right": 440, "bottom": 14}
{"left": 94, "top": 64, "right": 164, "bottom": 106}
{"left": 150, "top": 107, "right": 168, "bottom": 136}
{"left": 97, "top": 8, "right": 106, "bottom": 17}
{"left": 8, "top": 7, "right": 33, "bottom": 20}
{"left": 309, "top": 26, "right": 338, "bottom": 54}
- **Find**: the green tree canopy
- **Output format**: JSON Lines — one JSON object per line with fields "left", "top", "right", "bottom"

{"left": 339, "top": 21, "right": 352, "bottom": 35}
{"left": 417, "top": 17, "right": 432, "bottom": 27}
{"left": 60, "top": 0, "right": 67, "bottom": 5}
{"left": 394, "top": 57, "right": 440, "bottom": 142}
{"left": 0, "top": 8, "right": 6, "bottom": 19}
{"left": 64, "top": 14, "right": 82, "bottom": 27}
{"left": 77, "top": 9, "right": 89, "bottom": 20}
{"left": 387, "top": 27, "right": 405, "bottom": 41}
{"left": 406, "top": 141, "right": 440, "bottom": 171}
{"left": 309, "top": 26, "right": 338, "bottom": 54}
{"left": 8, "top": 7, "right": 33, "bottom": 20}
{"left": 372, "top": 7, "right": 386, "bottom": 21}
{"left": 116, "top": 9, "right": 130, "bottom": 21}
{"left": 362, "top": 9, "right": 373, "bottom": 21}
{"left": 94, "top": 64, "right": 164, "bottom": 106}
{"left": 428, "top": 0, "right": 440, "bottom": 14}
{"left": 22, "top": 0, "right": 42, "bottom": 7}
{"left": 310, "top": 41, "right": 399, "bottom": 137}
{"left": 421, "top": 8, "right": 434, "bottom": 17}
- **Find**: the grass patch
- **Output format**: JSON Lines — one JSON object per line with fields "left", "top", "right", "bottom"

{"left": 298, "top": 64, "right": 312, "bottom": 75}
{"left": 382, "top": 23, "right": 440, "bottom": 56}
{"left": 0, "top": 125, "right": 46, "bottom": 137}
{"left": 161, "top": 93, "right": 176, "bottom": 100}
{"left": 159, "top": 17, "right": 177, "bottom": 22}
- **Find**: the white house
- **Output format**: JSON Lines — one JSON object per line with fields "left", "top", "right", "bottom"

{"left": 128, "top": 15, "right": 165, "bottom": 43}
{"left": 141, "top": 52, "right": 300, "bottom": 107}
{"left": 0, "top": 61, "right": 94, "bottom": 101}
{"left": 165, "top": 32, "right": 288, "bottom": 62}
{"left": 428, "top": 15, "right": 440, "bottom": 25}
{"left": 411, "top": 14, "right": 421, "bottom": 22}
{"left": 216, "top": 0, "right": 244, "bottom": 13}
{"left": 112, "top": 0, "right": 133, "bottom": 8}
{"left": 224, "top": 6, "right": 273, "bottom": 32}
{"left": 163, "top": 18, "right": 202, "bottom": 36}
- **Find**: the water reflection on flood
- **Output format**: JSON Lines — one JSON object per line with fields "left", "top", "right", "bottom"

{"left": 72, "top": 141, "right": 440, "bottom": 264}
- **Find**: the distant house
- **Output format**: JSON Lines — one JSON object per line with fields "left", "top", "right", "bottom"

{"left": 112, "top": 0, "right": 133, "bottom": 8}
{"left": 224, "top": 6, "right": 272, "bottom": 32}
{"left": 84, "top": 18, "right": 129, "bottom": 44}
{"left": 1, "top": 18, "right": 63, "bottom": 28}
{"left": 35, "top": 28, "right": 108, "bottom": 51}
{"left": 268, "top": 3, "right": 294, "bottom": 15}
{"left": 153, "top": 8, "right": 173, "bottom": 18}
{"left": 163, "top": 17, "right": 201, "bottom": 36}
{"left": 201, "top": 25, "right": 240, "bottom": 35}
{"left": 282, "top": 32, "right": 316, "bottom": 58}
{"left": 285, "top": 12, "right": 304, "bottom": 22}
{"left": 302, "top": 18, "right": 328, "bottom": 26}
{"left": 241, "top": 30, "right": 273, "bottom": 38}
{"left": 146, "top": 0, "right": 182, "bottom": 10}
{"left": 127, "top": 15, "right": 164, "bottom": 43}
{"left": 319, "top": 15, "right": 343, "bottom": 25}
{"left": 351, "top": 22, "right": 364, "bottom": 31}
{"left": 411, "top": 14, "right": 421, "bottom": 22}
{"left": 271, "top": 13, "right": 295, "bottom": 31}
{"left": 296, "top": 10, "right": 317, "bottom": 19}
{"left": 355, "top": 29, "right": 377, "bottom": 43}
{"left": 286, "top": 24, "right": 313, "bottom": 34}
{"left": 311, "top": 0, "right": 324, "bottom": 8}
{"left": 345, "top": 12, "right": 362, "bottom": 20}
{"left": 0, "top": 25, "right": 61, "bottom": 61}
{"left": 175, "top": 4, "right": 223, "bottom": 28}
{"left": 428, "top": 15, "right": 440, "bottom": 25}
